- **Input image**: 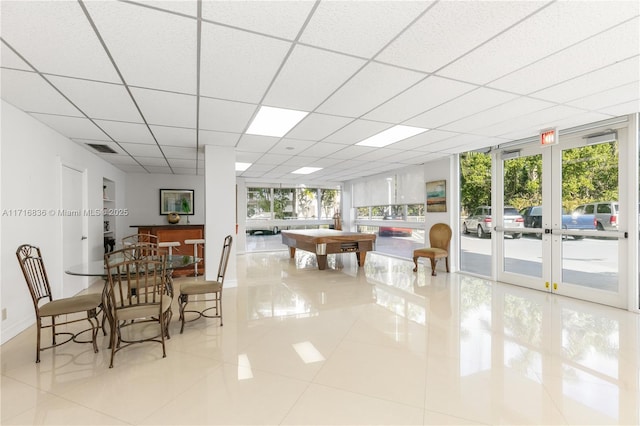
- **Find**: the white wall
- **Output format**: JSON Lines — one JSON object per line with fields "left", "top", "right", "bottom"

{"left": 122, "top": 173, "right": 205, "bottom": 235}
{"left": 0, "top": 100, "right": 126, "bottom": 343}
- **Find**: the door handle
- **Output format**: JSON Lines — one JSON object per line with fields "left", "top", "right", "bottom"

{"left": 81, "top": 236, "right": 88, "bottom": 240}
{"left": 544, "top": 228, "right": 551, "bottom": 234}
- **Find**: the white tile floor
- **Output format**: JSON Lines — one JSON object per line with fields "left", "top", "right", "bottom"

{"left": 2, "top": 250, "right": 639, "bottom": 425}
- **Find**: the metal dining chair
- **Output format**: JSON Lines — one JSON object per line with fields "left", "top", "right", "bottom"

{"left": 16, "top": 244, "right": 102, "bottom": 363}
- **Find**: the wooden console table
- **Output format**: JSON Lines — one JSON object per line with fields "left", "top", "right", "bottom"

{"left": 131, "top": 224, "right": 204, "bottom": 277}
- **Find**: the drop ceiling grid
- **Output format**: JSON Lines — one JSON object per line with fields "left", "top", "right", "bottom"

{"left": 1, "top": 1, "right": 121, "bottom": 83}
{"left": 440, "top": 97, "right": 556, "bottom": 134}
{"left": 200, "top": 0, "right": 314, "bottom": 40}
{"left": 299, "top": 1, "right": 429, "bottom": 59}
{"left": 262, "top": 44, "right": 367, "bottom": 112}
{"left": 439, "top": 2, "right": 640, "bottom": 86}
{"left": 199, "top": 22, "right": 291, "bottom": 103}
{"left": 198, "top": 130, "right": 241, "bottom": 147}
{"left": 322, "top": 119, "right": 392, "bottom": 145}
{"left": 148, "top": 125, "right": 197, "bottom": 147}
{"left": 286, "top": 114, "right": 355, "bottom": 141}
{"left": 198, "top": 97, "right": 256, "bottom": 133}
{"left": 376, "top": 0, "right": 547, "bottom": 73}
{"left": 0, "top": 43, "right": 31, "bottom": 71}
{"left": 567, "top": 82, "right": 640, "bottom": 111}
{"left": 85, "top": 1, "right": 198, "bottom": 95}
{"left": 47, "top": 76, "right": 143, "bottom": 123}
{"left": 405, "top": 88, "right": 519, "bottom": 130}
{"left": 1, "top": 69, "right": 84, "bottom": 117}
{"left": 315, "top": 61, "right": 426, "bottom": 118}
{"left": 29, "top": 113, "right": 109, "bottom": 141}
{"left": 532, "top": 57, "right": 640, "bottom": 104}
{"left": 488, "top": 18, "right": 640, "bottom": 95}
{"left": 93, "top": 120, "right": 157, "bottom": 144}
{"left": 129, "top": 88, "right": 196, "bottom": 128}
{"left": 363, "top": 76, "right": 478, "bottom": 123}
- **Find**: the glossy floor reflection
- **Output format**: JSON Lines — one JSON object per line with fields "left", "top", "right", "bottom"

{"left": 2, "top": 251, "right": 639, "bottom": 425}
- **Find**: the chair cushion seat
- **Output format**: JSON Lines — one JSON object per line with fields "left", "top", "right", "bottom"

{"left": 39, "top": 293, "right": 102, "bottom": 317}
{"left": 180, "top": 281, "right": 222, "bottom": 295}
{"left": 116, "top": 295, "right": 172, "bottom": 321}
{"left": 413, "top": 248, "right": 448, "bottom": 258}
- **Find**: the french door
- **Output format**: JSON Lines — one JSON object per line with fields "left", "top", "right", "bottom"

{"left": 495, "top": 126, "right": 629, "bottom": 308}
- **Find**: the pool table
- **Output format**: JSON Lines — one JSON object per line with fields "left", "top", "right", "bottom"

{"left": 281, "top": 229, "right": 377, "bottom": 270}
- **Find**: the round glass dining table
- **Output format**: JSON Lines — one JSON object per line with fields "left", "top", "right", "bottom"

{"left": 65, "top": 255, "right": 201, "bottom": 277}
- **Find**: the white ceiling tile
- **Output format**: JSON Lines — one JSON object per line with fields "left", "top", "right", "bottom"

{"left": 405, "top": 88, "right": 518, "bottom": 129}
{"left": 94, "top": 120, "right": 156, "bottom": 144}
{"left": 533, "top": 57, "right": 640, "bottom": 104}
{"left": 1, "top": 43, "right": 31, "bottom": 70}
{"left": 137, "top": 157, "right": 170, "bottom": 167}
{"left": 327, "top": 145, "right": 376, "bottom": 161}
{"left": 235, "top": 152, "right": 263, "bottom": 163}
{"left": 317, "top": 62, "right": 425, "bottom": 118}
{"left": 488, "top": 18, "right": 640, "bottom": 95}
{"left": 280, "top": 156, "right": 323, "bottom": 167}
{"left": 162, "top": 146, "right": 199, "bottom": 160}
{"left": 257, "top": 153, "right": 292, "bottom": 165}
{"left": 286, "top": 113, "right": 354, "bottom": 141}
{"left": 200, "top": 23, "right": 291, "bottom": 103}
{"left": 356, "top": 148, "right": 405, "bottom": 162}
{"left": 149, "top": 125, "right": 197, "bottom": 147}
{"left": 566, "top": 81, "right": 640, "bottom": 112}
{"left": 475, "top": 105, "right": 584, "bottom": 138}
{"left": 173, "top": 168, "right": 201, "bottom": 175}
{"left": 127, "top": 1, "right": 198, "bottom": 17}
{"left": 198, "top": 130, "right": 240, "bottom": 146}
{"left": 439, "top": 1, "right": 640, "bottom": 85}
{"left": 267, "top": 138, "right": 316, "bottom": 156}
{"left": 201, "top": 0, "right": 313, "bottom": 40}
{"left": 117, "top": 142, "right": 164, "bottom": 157}
{"left": 300, "top": 1, "right": 429, "bottom": 58}
{"left": 299, "top": 142, "right": 347, "bottom": 157}
{"left": 144, "top": 166, "right": 174, "bottom": 174}
{"left": 199, "top": 97, "right": 256, "bottom": 133}
{"left": 264, "top": 45, "right": 366, "bottom": 111}
{"left": 116, "top": 164, "right": 148, "bottom": 173}
{"left": 47, "top": 76, "right": 142, "bottom": 122}
{"left": 441, "top": 97, "right": 554, "bottom": 133}
{"left": 168, "top": 158, "right": 198, "bottom": 169}
{"left": 364, "top": 76, "right": 477, "bottom": 122}
{"left": 323, "top": 119, "right": 391, "bottom": 145}
{"left": 29, "top": 113, "right": 107, "bottom": 140}
{"left": 131, "top": 88, "right": 196, "bottom": 128}
{"left": 378, "top": 1, "right": 545, "bottom": 72}
{"left": 389, "top": 130, "right": 460, "bottom": 151}
{"left": 84, "top": 1, "right": 197, "bottom": 93}
{"left": 235, "top": 134, "right": 280, "bottom": 152}
{"left": 0, "top": 1, "right": 120, "bottom": 82}
{"left": 598, "top": 99, "right": 640, "bottom": 117}
{"left": 0, "top": 69, "right": 81, "bottom": 116}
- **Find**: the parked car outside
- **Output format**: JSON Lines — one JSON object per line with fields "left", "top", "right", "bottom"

{"left": 379, "top": 215, "right": 412, "bottom": 237}
{"left": 574, "top": 201, "right": 619, "bottom": 231}
{"left": 462, "top": 206, "right": 524, "bottom": 239}
{"left": 519, "top": 205, "right": 596, "bottom": 239}
{"left": 246, "top": 212, "right": 280, "bottom": 235}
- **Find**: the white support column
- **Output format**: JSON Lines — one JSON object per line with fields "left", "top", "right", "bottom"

{"left": 204, "top": 145, "right": 237, "bottom": 287}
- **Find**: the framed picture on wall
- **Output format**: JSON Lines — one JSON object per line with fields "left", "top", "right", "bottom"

{"left": 426, "top": 180, "right": 446, "bottom": 212}
{"left": 160, "top": 189, "right": 194, "bottom": 215}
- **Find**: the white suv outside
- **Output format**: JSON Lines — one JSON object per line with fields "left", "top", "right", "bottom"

{"left": 462, "top": 206, "right": 524, "bottom": 239}
{"left": 574, "top": 201, "right": 618, "bottom": 231}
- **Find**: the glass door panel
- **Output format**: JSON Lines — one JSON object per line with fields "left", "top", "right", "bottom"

{"left": 497, "top": 146, "right": 548, "bottom": 292}
{"left": 553, "top": 136, "right": 624, "bottom": 308}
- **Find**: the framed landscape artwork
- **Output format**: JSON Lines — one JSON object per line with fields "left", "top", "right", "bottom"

{"left": 160, "top": 189, "right": 194, "bottom": 215}
{"left": 426, "top": 180, "right": 446, "bottom": 212}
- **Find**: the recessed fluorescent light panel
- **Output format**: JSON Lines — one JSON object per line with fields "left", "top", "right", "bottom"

{"left": 235, "top": 162, "right": 252, "bottom": 171}
{"left": 246, "top": 106, "right": 308, "bottom": 137}
{"left": 356, "top": 125, "right": 428, "bottom": 148}
{"left": 292, "top": 167, "right": 322, "bottom": 175}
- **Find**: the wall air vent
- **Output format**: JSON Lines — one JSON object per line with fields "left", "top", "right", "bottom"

{"left": 87, "top": 143, "right": 117, "bottom": 154}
